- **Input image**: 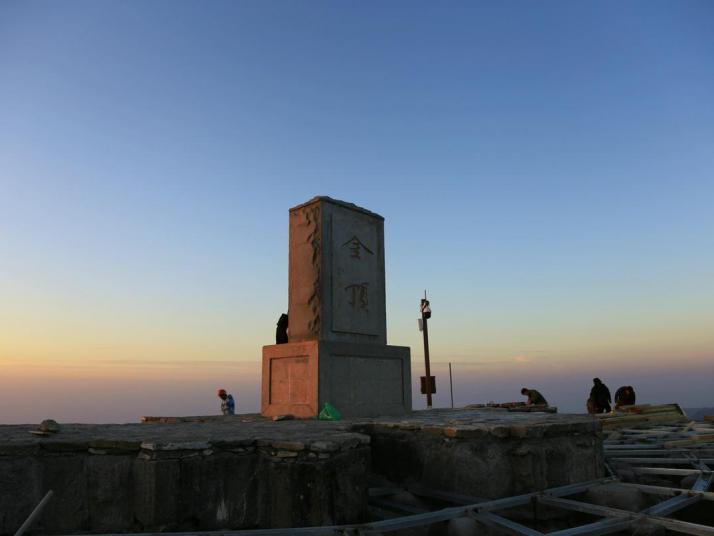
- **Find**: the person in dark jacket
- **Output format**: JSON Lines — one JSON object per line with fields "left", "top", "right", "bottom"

{"left": 614, "top": 385, "right": 636, "bottom": 408}
{"left": 590, "top": 378, "right": 611, "bottom": 413}
{"left": 521, "top": 387, "right": 548, "bottom": 406}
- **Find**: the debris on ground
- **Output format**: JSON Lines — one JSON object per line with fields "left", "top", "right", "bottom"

{"left": 29, "top": 419, "right": 61, "bottom": 437}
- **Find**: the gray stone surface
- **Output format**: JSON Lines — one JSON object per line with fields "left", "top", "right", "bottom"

{"left": 0, "top": 408, "right": 602, "bottom": 534}
{"left": 318, "top": 341, "right": 411, "bottom": 417}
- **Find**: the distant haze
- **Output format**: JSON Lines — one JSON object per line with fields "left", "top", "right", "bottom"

{"left": 1, "top": 356, "right": 712, "bottom": 424}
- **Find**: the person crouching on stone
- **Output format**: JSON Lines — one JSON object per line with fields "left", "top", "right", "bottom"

{"left": 217, "top": 388, "right": 235, "bottom": 415}
{"left": 521, "top": 387, "right": 548, "bottom": 406}
{"left": 614, "top": 385, "right": 636, "bottom": 409}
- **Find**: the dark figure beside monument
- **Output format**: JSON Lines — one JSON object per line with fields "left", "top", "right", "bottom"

{"left": 521, "top": 387, "right": 548, "bottom": 406}
{"left": 589, "top": 378, "right": 612, "bottom": 413}
{"left": 276, "top": 313, "right": 289, "bottom": 344}
{"left": 614, "top": 385, "right": 636, "bottom": 408}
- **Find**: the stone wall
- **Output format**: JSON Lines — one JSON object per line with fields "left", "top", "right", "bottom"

{"left": 357, "top": 409, "right": 604, "bottom": 499}
{"left": 0, "top": 423, "right": 370, "bottom": 535}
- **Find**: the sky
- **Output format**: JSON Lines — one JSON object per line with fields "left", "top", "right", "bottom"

{"left": 1, "top": 1, "right": 713, "bottom": 423}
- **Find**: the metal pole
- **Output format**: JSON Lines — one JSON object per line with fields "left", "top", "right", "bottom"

{"left": 15, "top": 490, "right": 53, "bottom": 536}
{"left": 449, "top": 362, "right": 454, "bottom": 409}
{"left": 422, "top": 291, "right": 432, "bottom": 408}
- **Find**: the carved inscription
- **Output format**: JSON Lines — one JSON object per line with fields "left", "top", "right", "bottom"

{"left": 345, "top": 282, "right": 369, "bottom": 310}
{"left": 342, "top": 235, "right": 374, "bottom": 259}
{"left": 331, "top": 209, "right": 384, "bottom": 338}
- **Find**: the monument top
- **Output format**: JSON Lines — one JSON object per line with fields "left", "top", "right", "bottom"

{"left": 289, "top": 196, "right": 385, "bottom": 221}
{"left": 288, "top": 196, "right": 387, "bottom": 345}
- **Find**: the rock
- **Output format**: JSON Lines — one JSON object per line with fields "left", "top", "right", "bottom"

{"left": 270, "top": 440, "right": 305, "bottom": 451}
{"left": 448, "top": 516, "right": 479, "bottom": 536}
{"left": 390, "top": 491, "right": 428, "bottom": 510}
{"left": 310, "top": 440, "right": 338, "bottom": 452}
{"left": 39, "top": 419, "right": 60, "bottom": 433}
{"left": 140, "top": 441, "right": 210, "bottom": 451}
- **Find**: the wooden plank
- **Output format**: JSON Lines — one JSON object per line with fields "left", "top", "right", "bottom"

{"left": 608, "top": 457, "right": 706, "bottom": 464}
{"left": 665, "top": 435, "right": 714, "bottom": 448}
{"left": 474, "top": 511, "right": 544, "bottom": 536}
{"left": 548, "top": 518, "right": 631, "bottom": 536}
{"left": 605, "top": 449, "right": 714, "bottom": 456}
{"left": 537, "top": 496, "right": 632, "bottom": 519}
{"left": 618, "top": 482, "right": 714, "bottom": 501}
{"left": 408, "top": 483, "right": 486, "bottom": 505}
{"left": 643, "top": 494, "right": 701, "bottom": 516}
{"left": 14, "top": 490, "right": 54, "bottom": 536}
{"left": 370, "top": 505, "right": 469, "bottom": 531}
{"left": 368, "top": 497, "right": 428, "bottom": 515}
{"left": 603, "top": 444, "right": 662, "bottom": 450}
{"left": 632, "top": 467, "right": 704, "bottom": 476}
{"left": 645, "top": 515, "right": 714, "bottom": 536}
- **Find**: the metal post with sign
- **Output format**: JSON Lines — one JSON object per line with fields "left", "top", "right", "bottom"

{"left": 419, "top": 291, "right": 435, "bottom": 407}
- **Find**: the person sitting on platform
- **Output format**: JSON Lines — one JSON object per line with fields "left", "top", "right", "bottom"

{"left": 521, "top": 387, "right": 548, "bottom": 406}
{"left": 614, "top": 385, "right": 636, "bottom": 409}
{"left": 217, "top": 388, "right": 235, "bottom": 415}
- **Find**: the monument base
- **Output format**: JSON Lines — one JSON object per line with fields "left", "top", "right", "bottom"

{"left": 261, "top": 341, "right": 411, "bottom": 418}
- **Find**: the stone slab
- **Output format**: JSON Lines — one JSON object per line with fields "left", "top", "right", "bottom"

{"left": 262, "top": 340, "right": 411, "bottom": 418}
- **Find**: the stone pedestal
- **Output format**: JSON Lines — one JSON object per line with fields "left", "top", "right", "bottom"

{"left": 261, "top": 197, "right": 411, "bottom": 418}
{"left": 262, "top": 341, "right": 411, "bottom": 418}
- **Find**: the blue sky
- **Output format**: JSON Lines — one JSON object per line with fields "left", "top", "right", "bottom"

{"left": 1, "top": 1, "right": 713, "bottom": 420}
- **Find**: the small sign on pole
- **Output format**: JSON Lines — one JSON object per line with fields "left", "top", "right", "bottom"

{"left": 420, "top": 375, "right": 436, "bottom": 394}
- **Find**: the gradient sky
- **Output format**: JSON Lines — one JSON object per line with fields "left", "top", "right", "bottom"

{"left": 1, "top": 1, "right": 713, "bottom": 423}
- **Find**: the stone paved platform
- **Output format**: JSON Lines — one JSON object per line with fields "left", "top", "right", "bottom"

{"left": 0, "top": 408, "right": 602, "bottom": 535}
{"left": 0, "top": 407, "right": 597, "bottom": 451}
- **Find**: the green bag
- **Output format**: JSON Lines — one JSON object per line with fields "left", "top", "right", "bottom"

{"left": 318, "top": 402, "right": 342, "bottom": 421}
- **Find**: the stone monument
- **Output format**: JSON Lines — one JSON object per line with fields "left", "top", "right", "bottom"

{"left": 261, "top": 196, "right": 412, "bottom": 418}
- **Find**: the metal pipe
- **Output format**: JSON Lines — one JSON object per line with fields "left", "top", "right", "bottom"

{"left": 14, "top": 490, "right": 53, "bottom": 536}
{"left": 449, "top": 362, "right": 454, "bottom": 409}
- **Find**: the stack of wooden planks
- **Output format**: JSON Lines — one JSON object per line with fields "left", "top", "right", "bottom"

{"left": 465, "top": 402, "right": 558, "bottom": 413}
{"left": 597, "top": 404, "right": 688, "bottom": 429}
